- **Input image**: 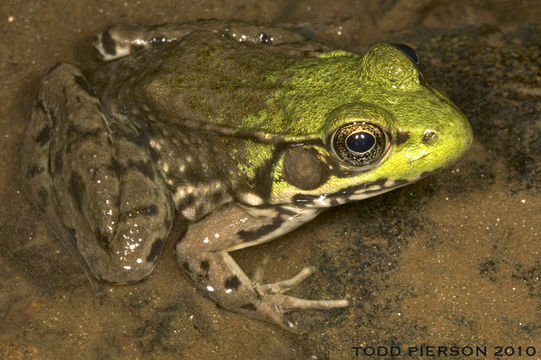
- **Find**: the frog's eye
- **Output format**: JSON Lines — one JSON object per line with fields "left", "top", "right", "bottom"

{"left": 331, "top": 122, "right": 388, "bottom": 167}
{"left": 393, "top": 43, "right": 419, "bottom": 64}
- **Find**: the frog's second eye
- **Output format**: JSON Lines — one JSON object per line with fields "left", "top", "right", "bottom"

{"left": 331, "top": 122, "right": 387, "bottom": 167}
{"left": 393, "top": 43, "right": 419, "bottom": 64}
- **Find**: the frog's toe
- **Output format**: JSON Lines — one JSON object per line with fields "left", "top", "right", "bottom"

{"left": 252, "top": 268, "right": 350, "bottom": 331}
{"left": 260, "top": 266, "right": 316, "bottom": 294}
{"left": 255, "top": 266, "right": 350, "bottom": 311}
{"left": 249, "top": 295, "right": 302, "bottom": 332}
{"left": 253, "top": 293, "right": 350, "bottom": 332}
{"left": 258, "top": 292, "right": 350, "bottom": 312}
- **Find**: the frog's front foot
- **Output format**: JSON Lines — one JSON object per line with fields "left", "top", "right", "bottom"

{"left": 176, "top": 205, "right": 350, "bottom": 331}
{"left": 253, "top": 266, "right": 350, "bottom": 331}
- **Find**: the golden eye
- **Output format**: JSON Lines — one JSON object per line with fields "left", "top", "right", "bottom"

{"left": 331, "top": 122, "right": 387, "bottom": 167}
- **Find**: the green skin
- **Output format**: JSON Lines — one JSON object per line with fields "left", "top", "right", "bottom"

{"left": 22, "top": 20, "right": 472, "bottom": 332}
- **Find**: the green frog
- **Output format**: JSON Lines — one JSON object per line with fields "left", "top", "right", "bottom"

{"left": 22, "top": 20, "right": 472, "bottom": 331}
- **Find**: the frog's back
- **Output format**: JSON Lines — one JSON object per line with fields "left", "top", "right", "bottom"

{"left": 91, "top": 31, "right": 304, "bottom": 131}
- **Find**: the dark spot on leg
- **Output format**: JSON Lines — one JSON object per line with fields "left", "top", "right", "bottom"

{"left": 35, "top": 124, "right": 50, "bottom": 146}
{"left": 200, "top": 261, "right": 209, "bottom": 272}
{"left": 101, "top": 30, "right": 117, "bottom": 56}
{"left": 198, "top": 260, "right": 210, "bottom": 281}
{"left": 181, "top": 261, "right": 191, "bottom": 272}
{"left": 146, "top": 238, "right": 164, "bottom": 263}
{"left": 238, "top": 216, "right": 283, "bottom": 242}
{"left": 26, "top": 165, "right": 44, "bottom": 178}
{"left": 69, "top": 173, "right": 85, "bottom": 211}
{"left": 240, "top": 303, "right": 257, "bottom": 311}
{"left": 225, "top": 275, "right": 240, "bottom": 290}
{"left": 74, "top": 75, "right": 95, "bottom": 96}
{"left": 37, "top": 188, "right": 48, "bottom": 209}
{"left": 181, "top": 194, "right": 195, "bottom": 207}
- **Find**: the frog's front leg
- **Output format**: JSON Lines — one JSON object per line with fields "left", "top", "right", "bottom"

{"left": 176, "top": 204, "right": 349, "bottom": 332}
{"left": 23, "top": 63, "right": 174, "bottom": 284}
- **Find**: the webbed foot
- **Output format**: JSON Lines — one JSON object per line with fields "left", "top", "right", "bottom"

{"left": 252, "top": 266, "right": 350, "bottom": 332}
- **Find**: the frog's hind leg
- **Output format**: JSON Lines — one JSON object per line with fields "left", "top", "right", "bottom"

{"left": 23, "top": 63, "right": 98, "bottom": 285}
{"left": 23, "top": 63, "right": 174, "bottom": 285}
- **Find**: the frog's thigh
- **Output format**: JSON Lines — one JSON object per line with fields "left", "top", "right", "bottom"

{"left": 24, "top": 63, "right": 174, "bottom": 284}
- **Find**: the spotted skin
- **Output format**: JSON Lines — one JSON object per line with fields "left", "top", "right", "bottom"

{"left": 23, "top": 64, "right": 174, "bottom": 283}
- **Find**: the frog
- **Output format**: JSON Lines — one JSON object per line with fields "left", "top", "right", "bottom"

{"left": 22, "top": 20, "right": 472, "bottom": 332}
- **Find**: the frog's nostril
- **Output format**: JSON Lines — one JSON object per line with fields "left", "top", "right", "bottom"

{"left": 422, "top": 130, "right": 438, "bottom": 144}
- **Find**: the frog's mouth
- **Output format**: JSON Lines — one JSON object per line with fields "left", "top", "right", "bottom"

{"left": 291, "top": 173, "right": 430, "bottom": 208}
{"left": 292, "top": 173, "right": 418, "bottom": 208}
{"left": 331, "top": 176, "right": 419, "bottom": 203}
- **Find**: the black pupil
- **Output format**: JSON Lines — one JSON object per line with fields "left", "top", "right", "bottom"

{"left": 346, "top": 132, "right": 375, "bottom": 153}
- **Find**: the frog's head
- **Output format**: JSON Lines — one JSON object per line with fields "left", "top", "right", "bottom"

{"left": 268, "top": 43, "right": 473, "bottom": 206}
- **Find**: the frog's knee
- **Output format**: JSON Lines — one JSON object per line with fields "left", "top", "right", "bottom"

{"left": 89, "top": 250, "right": 159, "bottom": 285}
{"left": 84, "top": 235, "right": 168, "bottom": 284}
